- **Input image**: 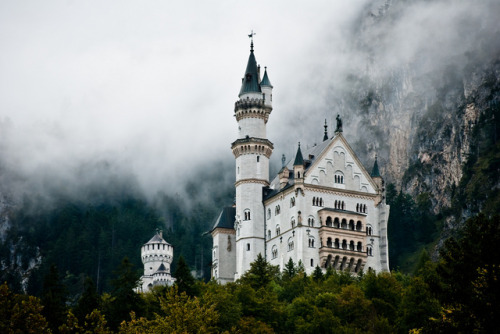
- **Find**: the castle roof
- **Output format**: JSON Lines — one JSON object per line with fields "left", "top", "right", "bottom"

{"left": 211, "top": 206, "right": 236, "bottom": 232}
{"left": 293, "top": 143, "right": 304, "bottom": 166}
{"left": 260, "top": 68, "right": 272, "bottom": 87}
{"left": 145, "top": 232, "right": 171, "bottom": 246}
{"left": 266, "top": 133, "right": 379, "bottom": 200}
{"left": 239, "top": 42, "right": 262, "bottom": 97}
{"left": 155, "top": 263, "right": 168, "bottom": 273}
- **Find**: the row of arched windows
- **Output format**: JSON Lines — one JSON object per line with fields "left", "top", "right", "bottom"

{"left": 334, "top": 174, "right": 344, "bottom": 184}
{"left": 325, "top": 237, "right": 364, "bottom": 252}
{"left": 325, "top": 217, "right": 363, "bottom": 231}
{"left": 334, "top": 200, "right": 345, "bottom": 210}
{"left": 312, "top": 197, "right": 323, "bottom": 206}
{"left": 308, "top": 238, "right": 315, "bottom": 248}
{"left": 325, "top": 255, "right": 363, "bottom": 273}
{"left": 307, "top": 217, "right": 315, "bottom": 227}
{"left": 356, "top": 203, "right": 367, "bottom": 213}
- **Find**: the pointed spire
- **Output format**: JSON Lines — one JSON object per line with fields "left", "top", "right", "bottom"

{"left": 260, "top": 66, "right": 273, "bottom": 87}
{"left": 294, "top": 142, "right": 304, "bottom": 166}
{"left": 239, "top": 40, "right": 261, "bottom": 97}
{"left": 371, "top": 155, "right": 381, "bottom": 177}
{"left": 323, "top": 119, "right": 329, "bottom": 141}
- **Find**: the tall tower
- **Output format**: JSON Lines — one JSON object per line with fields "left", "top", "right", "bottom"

{"left": 231, "top": 39, "right": 273, "bottom": 279}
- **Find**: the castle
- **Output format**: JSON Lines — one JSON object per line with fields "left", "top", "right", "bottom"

{"left": 210, "top": 40, "right": 390, "bottom": 283}
{"left": 138, "top": 230, "right": 175, "bottom": 292}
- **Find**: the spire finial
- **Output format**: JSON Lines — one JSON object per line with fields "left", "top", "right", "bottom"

{"left": 248, "top": 30, "right": 256, "bottom": 52}
{"left": 335, "top": 114, "right": 343, "bottom": 133}
{"left": 323, "top": 119, "right": 329, "bottom": 141}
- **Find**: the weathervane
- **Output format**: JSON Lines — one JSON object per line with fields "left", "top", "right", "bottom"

{"left": 248, "top": 30, "right": 256, "bottom": 51}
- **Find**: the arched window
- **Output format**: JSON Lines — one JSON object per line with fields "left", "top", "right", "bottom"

{"left": 327, "top": 237, "right": 332, "bottom": 247}
{"left": 335, "top": 172, "right": 344, "bottom": 184}
{"left": 367, "top": 246, "right": 373, "bottom": 256}
{"left": 356, "top": 221, "right": 362, "bottom": 231}
{"left": 334, "top": 238, "right": 340, "bottom": 248}
{"left": 312, "top": 197, "right": 316, "bottom": 206}
{"left": 247, "top": 243, "right": 250, "bottom": 251}
{"left": 366, "top": 225, "right": 372, "bottom": 236}
{"left": 244, "top": 209, "right": 251, "bottom": 221}
{"left": 275, "top": 205, "right": 281, "bottom": 215}
{"left": 342, "top": 239, "right": 347, "bottom": 249}
{"left": 310, "top": 259, "right": 314, "bottom": 267}
{"left": 290, "top": 197, "right": 296, "bottom": 207}
{"left": 334, "top": 217, "right": 340, "bottom": 228}
{"left": 257, "top": 156, "right": 260, "bottom": 162}
{"left": 276, "top": 225, "right": 281, "bottom": 236}
{"left": 341, "top": 219, "right": 347, "bottom": 229}
{"left": 326, "top": 216, "right": 332, "bottom": 227}
{"left": 288, "top": 238, "right": 294, "bottom": 251}
{"left": 349, "top": 220, "right": 355, "bottom": 231}
{"left": 308, "top": 217, "right": 314, "bottom": 227}
{"left": 349, "top": 241, "right": 355, "bottom": 251}
{"left": 309, "top": 237, "right": 315, "bottom": 248}
{"left": 267, "top": 230, "right": 271, "bottom": 239}
{"left": 271, "top": 245, "right": 278, "bottom": 259}
{"left": 291, "top": 218, "right": 296, "bottom": 229}
{"left": 357, "top": 241, "right": 362, "bottom": 252}
{"left": 320, "top": 198, "right": 323, "bottom": 206}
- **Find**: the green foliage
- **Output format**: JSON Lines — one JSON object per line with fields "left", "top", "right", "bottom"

{"left": 41, "top": 264, "right": 68, "bottom": 332}
{"left": 173, "top": 255, "right": 197, "bottom": 297}
{"left": 239, "top": 253, "right": 280, "bottom": 289}
{"left": 104, "top": 257, "right": 144, "bottom": 330}
{"left": 0, "top": 282, "right": 51, "bottom": 333}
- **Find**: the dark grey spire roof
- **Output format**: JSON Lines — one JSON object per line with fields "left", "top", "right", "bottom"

{"left": 238, "top": 43, "right": 262, "bottom": 97}
{"left": 156, "top": 263, "right": 167, "bottom": 272}
{"left": 293, "top": 143, "right": 304, "bottom": 166}
{"left": 211, "top": 206, "right": 236, "bottom": 231}
{"left": 146, "top": 233, "right": 171, "bottom": 245}
{"left": 260, "top": 67, "right": 272, "bottom": 87}
{"left": 371, "top": 156, "right": 381, "bottom": 177}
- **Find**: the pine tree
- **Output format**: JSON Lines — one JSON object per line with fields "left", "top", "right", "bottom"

{"left": 312, "top": 265, "right": 324, "bottom": 282}
{"left": 73, "top": 276, "right": 100, "bottom": 323}
{"left": 174, "top": 255, "right": 196, "bottom": 296}
{"left": 41, "top": 264, "right": 68, "bottom": 332}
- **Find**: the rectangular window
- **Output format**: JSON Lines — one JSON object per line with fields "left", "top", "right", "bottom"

{"left": 247, "top": 243, "right": 250, "bottom": 251}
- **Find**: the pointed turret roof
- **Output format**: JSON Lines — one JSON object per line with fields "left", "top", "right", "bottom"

{"left": 371, "top": 155, "right": 381, "bottom": 177}
{"left": 260, "top": 67, "right": 272, "bottom": 87}
{"left": 293, "top": 143, "right": 304, "bottom": 166}
{"left": 239, "top": 41, "right": 261, "bottom": 97}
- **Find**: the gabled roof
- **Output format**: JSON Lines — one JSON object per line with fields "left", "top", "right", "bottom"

{"left": 211, "top": 206, "right": 236, "bottom": 232}
{"left": 260, "top": 68, "right": 272, "bottom": 87}
{"left": 238, "top": 44, "right": 261, "bottom": 97}
{"left": 267, "top": 133, "right": 379, "bottom": 199}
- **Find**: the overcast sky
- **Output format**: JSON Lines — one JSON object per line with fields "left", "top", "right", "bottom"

{"left": 1, "top": 0, "right": 498, "bottom": 202}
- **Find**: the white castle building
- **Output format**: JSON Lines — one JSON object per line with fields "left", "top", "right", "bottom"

{"left": 138, "top": 230, "right": 175, "bottom": 292}
{"left": 210, "top": 41, "right": 390, "bottom": 283}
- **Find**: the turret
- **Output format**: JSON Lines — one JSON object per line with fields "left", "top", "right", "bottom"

{"left": 260, "top": 67, "right": 273, "bottom": 108}
{"left": 232, "top": 39, "right": 274, "bottom": 279}
{"left": 139, "top": 230, "right": 174, "bottom": 291}
{"left": 293, "top": 142, "right": 304, "bottom": 181}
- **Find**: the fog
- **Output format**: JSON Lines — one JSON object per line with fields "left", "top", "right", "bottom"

{"left": 0, "top": 0, "right": 498, "bottom": 205}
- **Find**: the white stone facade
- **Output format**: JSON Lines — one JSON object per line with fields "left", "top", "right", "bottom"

{"left": 139, "top": 231, "right": 175, "bottom": 292}
{"left": 211, "top": 43, "right": 390, "bottom": 283}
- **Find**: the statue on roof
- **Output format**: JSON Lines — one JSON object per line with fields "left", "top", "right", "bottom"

{"left": 335, "top": 114, "right": 343, "bottom": 133}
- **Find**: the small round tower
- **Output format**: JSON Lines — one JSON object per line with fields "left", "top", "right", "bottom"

{"left": 139, "top": 230, "right": 174, "bottom": 291}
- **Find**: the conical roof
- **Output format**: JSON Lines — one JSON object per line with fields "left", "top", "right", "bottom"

{"left": 260, "top": 68, "right": 272, "bottom": 87}
{"left": 238, "top": 43, "right": 261, "bottom": 97}
{"left": 293, "top": 143, "right": 304, "bottom": 166}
